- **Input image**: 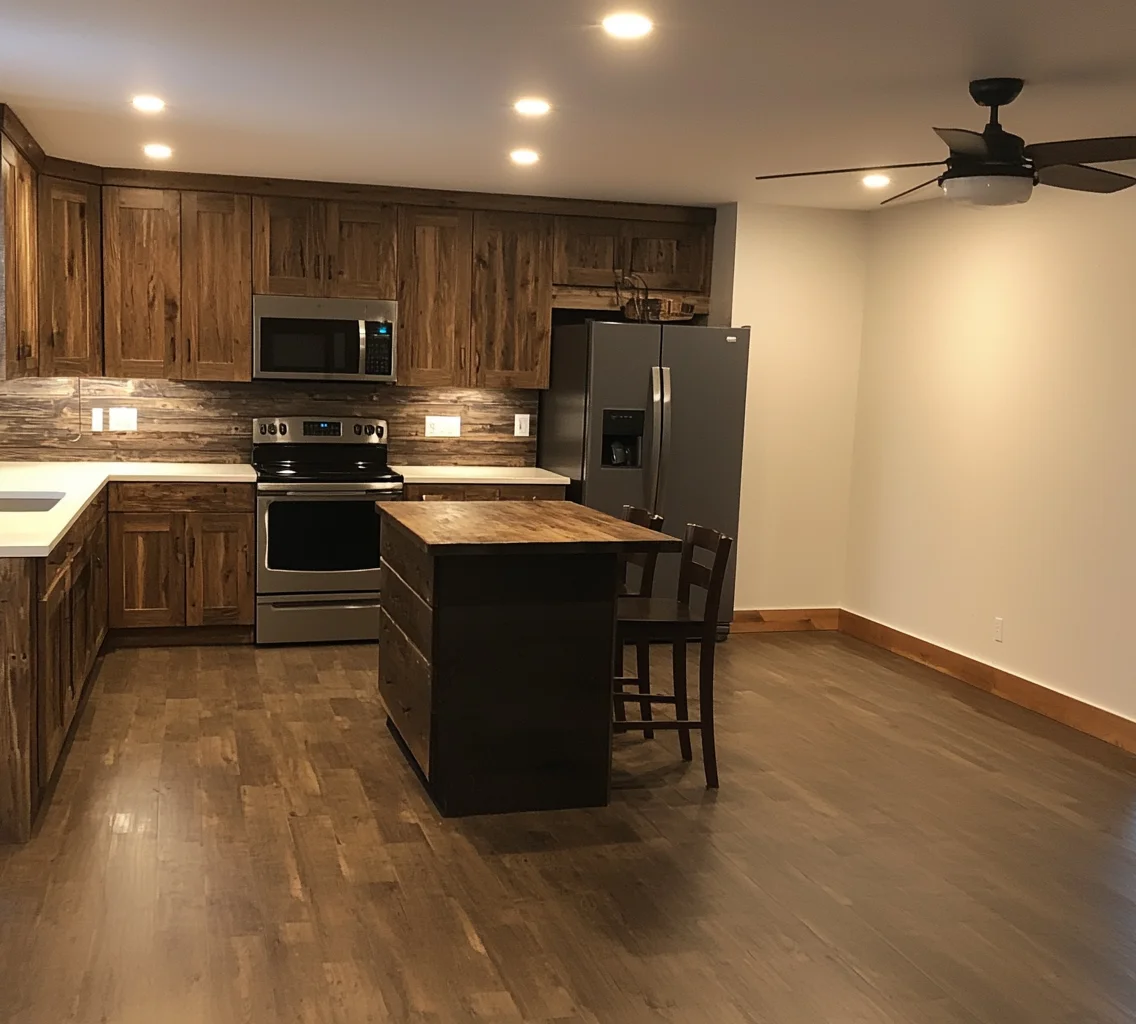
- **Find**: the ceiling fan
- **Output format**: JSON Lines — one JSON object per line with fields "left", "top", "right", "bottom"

{"left": 755, "top": 78, "right": 1136, "bottom": 206}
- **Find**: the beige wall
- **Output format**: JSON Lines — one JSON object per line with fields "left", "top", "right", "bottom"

{"left": 729, "top": 203, "right": 868, "bottom": 610}
{"left": 848, "top": 189, "right": 1136, "bottom": 722}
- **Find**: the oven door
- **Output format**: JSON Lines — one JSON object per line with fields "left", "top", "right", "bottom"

{"left": 257, "top": 490, "right": 395, "bottom": 595}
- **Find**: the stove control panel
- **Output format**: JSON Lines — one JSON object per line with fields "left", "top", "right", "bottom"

{"left": 253, "top": 417, "right": 388, "bottom": 444}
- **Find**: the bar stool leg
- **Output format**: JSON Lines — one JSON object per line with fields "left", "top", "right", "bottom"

{"left": 673, "top": 640, "right": 693, "bottom": 762}
{"left": 699, "top": 642, "right": 719, "bottom": 788}
{"left": 613, "top": 640, "right": 627, "bottom": 723}
{"left": 635, "top": 641, "right": 654, "bottom": 740}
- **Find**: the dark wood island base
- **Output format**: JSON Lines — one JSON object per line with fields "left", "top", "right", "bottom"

{"left": 377, "top": 501, "right": 680, "bottom": 817}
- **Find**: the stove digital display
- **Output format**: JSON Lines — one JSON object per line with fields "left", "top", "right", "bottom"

{"left": 303, "top": 421, "right": 342, "bottom": 437}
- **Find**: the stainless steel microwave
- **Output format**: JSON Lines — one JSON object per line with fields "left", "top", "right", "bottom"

{"left": 253, "top": 295, "right": 397, "bottom": 383}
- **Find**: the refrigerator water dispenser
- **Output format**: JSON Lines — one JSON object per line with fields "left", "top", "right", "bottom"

{"left": 601, "top": 409, "right": 645, "bottom": 468}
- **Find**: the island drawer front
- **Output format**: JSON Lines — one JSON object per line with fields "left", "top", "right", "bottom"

{"left": 109, "top": 483, "right": 256, "bottom": 514}
{"left": 380, "top": 559, "right": 432, "bottom": 654}
{"left": 380, "top": 518, "right": 434, "bottom": 606}
{"left": 378, "top": 609, "right": 432, "bottom": 775}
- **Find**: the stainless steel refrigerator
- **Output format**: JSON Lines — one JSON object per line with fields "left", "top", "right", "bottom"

{"left": 538, "top": 322, "right": 750, "bottom": 630}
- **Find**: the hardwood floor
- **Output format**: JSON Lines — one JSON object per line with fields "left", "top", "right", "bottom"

{"left": 2, "top": 633, "right": 1136, "bottom": 1023}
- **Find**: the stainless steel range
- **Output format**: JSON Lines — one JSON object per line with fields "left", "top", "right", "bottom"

{"left": 253, "top": 416, "right": 404, "bottom": 644}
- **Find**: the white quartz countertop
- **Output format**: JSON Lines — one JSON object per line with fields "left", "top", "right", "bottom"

{"left": 392, "top": 465, "right": 571, "bottom": 486}
{"left": 0, "top": 462, "right": 256, "bottom": 558}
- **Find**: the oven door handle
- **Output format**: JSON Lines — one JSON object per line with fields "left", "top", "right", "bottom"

{"left": 262, "top": 490, "right": 402, "bottom": 500}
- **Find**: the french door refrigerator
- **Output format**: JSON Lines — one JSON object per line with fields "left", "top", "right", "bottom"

{"left": 538, "top": 322, "right": 750, "bottom": 630}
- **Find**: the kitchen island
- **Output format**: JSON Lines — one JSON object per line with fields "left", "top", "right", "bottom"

{"left": 377, "top": 501, "right": 681, "bottom": 816}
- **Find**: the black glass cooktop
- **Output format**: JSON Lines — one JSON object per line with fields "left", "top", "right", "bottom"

{"left": 252, "top": 443, "right": 403, "bottom": 485}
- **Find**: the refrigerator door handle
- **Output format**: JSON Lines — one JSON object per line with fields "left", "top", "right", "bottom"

{"left": 648, "top": 366, "right": 663, "bottom": 511}
{"left": 658, "top": 366, "right": 673, "bottom": 514}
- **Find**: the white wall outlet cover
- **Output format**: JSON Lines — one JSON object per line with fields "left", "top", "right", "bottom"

{"left": 108, "top": 407, "right": 138, "bottom": 432}
{"left": 514, "top": 413, "right": 531, "bottom": 437}
{"left": 90, "top": 408, "right": 104, "bottom": 432}
{"left": 425, "top": 415, "right": 461, "bottom": 438}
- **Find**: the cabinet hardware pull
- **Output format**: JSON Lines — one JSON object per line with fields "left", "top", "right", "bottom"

{"left": 188, "top": 534, "right": 196, "bottom": 568}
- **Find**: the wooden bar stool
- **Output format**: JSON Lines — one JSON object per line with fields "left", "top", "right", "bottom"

{"left": 615, "top": 505, "right": 665, "bottom": 737}
{"left": 614, "top": 524, "right": 734, "bottom": 788}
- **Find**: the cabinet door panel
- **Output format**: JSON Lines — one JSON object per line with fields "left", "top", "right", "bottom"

{"left": 553, "top": 216, "right": 624, "bottom": 287}
{"left": 397, "top": 207, "right": 472, "bottom": 386}
{"left": 103, "top": 187, "right": 181, "bottom": 378}
{"left": 471, "top": 212, "right": 553, "bottom": 390}
{"left": 328, "top": 202, "right": 397, "bottom": 299}
{"left": 39, "top": 176, "right": 102, "bottom": 376}
{"left": 182, "top": 192, "right": 252, "bottom": 381}
{"left": 2, "top": 140, "right": 15, "bottom": 379}
{"left": 109, "top": 513, "right": 185, "bottom": 628}
{"left": 622, "top": 222, "right": 711, "bottom": 294}
{"left": 37, "top": 570, "right": 70, "bottom": 789}
{"left": 252, "top": 197, "right": 325, "bottom": 296}
{"left": 90, "top": 513, "right": 109, "bottom": 660}
{"left": 185, "top": 513, "right": 254, "bottom": 627}
{"left": 66, "top": 546, "right": 91, "bottom": 732}
{"left": 2, "top": 138, "right": 38, "bottom": 379}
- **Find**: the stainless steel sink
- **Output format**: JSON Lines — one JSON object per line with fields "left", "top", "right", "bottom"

{"left": 0, "top": 492, "right": 64, "bottom": 512}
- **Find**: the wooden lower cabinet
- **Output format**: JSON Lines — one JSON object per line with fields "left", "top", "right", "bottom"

{"left": 403, "top": 483, "right": 566, "bottom": 502}
{"left": 186, "top": 513, "right": 255, "bottom": 626}
{"left": 109, "top": 513, "right": 185, "bottom": 628}
{"left": 36, "top": 564, "right": 71, "bottom": 789}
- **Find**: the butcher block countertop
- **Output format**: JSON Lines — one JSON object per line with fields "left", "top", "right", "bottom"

{"left": 379, "top": 501, "right": 682, "bottom": 555}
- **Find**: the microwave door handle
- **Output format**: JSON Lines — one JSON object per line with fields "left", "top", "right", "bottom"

{"left": 359, "top": 321, "right": 367, "bottom": 375}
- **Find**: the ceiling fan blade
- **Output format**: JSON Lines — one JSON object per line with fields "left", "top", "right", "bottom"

{"left": 754, "top": 160, "right": 943, "bottom": 182}
{"left": 879, "top": 176, "right": 942, "bottom": 206}
{"left": 1037, "top": 162, "right": 1136, "bottom": 193}
{"left": 1026, "top": 136, "right": 1136, "bottom": 168}
{"left": 933, "top": 127, "right": 989, "bottom": 158}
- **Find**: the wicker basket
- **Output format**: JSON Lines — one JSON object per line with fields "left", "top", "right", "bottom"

{"left": 622, "top": 295, "right": 696, "bottom": 322}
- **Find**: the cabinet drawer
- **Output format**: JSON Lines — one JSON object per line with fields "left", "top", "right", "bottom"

{"left": 110, "top": 482, "right": 255, "bottom": 513}
{"left": 380, "top": 558, "right": 432, "bottom": 654}
{"left": 44, "top": 490, "right": 106, "bottom": 591}
{"left": 498, "top": 485, "right": 566, "bottom": 501}
{"left": 378, "top": 609, "right": 432, "bottom": 775}
{"left": 380, "top": 517, "right": 434, "bottom": 606}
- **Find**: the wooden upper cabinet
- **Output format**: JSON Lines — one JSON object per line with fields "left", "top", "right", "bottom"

{"left": 38, "top": 176, "right": 102, "bottom": 377}
{"left": 328, "top": 202, "right": 397, "bottom": 299}
{"left": 471, "top": 212, "right": 553, "bottom": 390}
{"left": 553, "top": 217, "right": 625, "bottom": 288}
{"left": 103, "top": 187, "right": 181, "bottom": 378}
{"left": 181, "top": 192, "right": 252, "bottom": 381}
{"left": 621, "top": 221, "right": 712, "bottom": 294}
{"left": 397, "top": 206, "right": 472, "bottom": 387}
{"left": 2, "top": 136, "right": 39, "bottom": 379}
{"left": 185, "top": 513, "right": 254, "bottom": 626}
{"left": 252, "top": 196, "right": 325, "bottom": 296}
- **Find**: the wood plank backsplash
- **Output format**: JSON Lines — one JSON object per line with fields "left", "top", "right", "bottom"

{"left": 0, "top": 378, "right": 538, "bottom": 465}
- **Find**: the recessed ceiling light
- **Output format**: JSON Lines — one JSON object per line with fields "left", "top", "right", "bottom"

{"left": 514, "top": 97, "right": 552, "bottom": 117}
{"left": 862, "top": 173, "right": 891, "bottom": 189}
{"left": 143, "top": 143, "right": 172, "bottom": 160}
{"left": 510, "top": 148, "right": 540, "bottom": 166}
{"left": 602, "top": 12, "right": 653, "bottom": 39}
{"left": 132, "top": 95, "right": 165, "bottom": 113}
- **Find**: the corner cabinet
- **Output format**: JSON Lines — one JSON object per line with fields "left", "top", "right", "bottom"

{"left": 471, "top": 212, "right": 554, "bottom": 389}
{"left": 2, "top": 134, "right": 39, "bottom": 379}
{"left": 38, "top": 176, "right": 102, "bottom": 376}
{"left": 253, "top": 196, "right": 397, "bottom": 300}
{"left": 103, "top": 187, "right": 252, "bottom": 381}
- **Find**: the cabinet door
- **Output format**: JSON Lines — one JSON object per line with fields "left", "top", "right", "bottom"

{"left": 1, "top": 139, "right": 16, "bottom": 378}
{"left": 181, "top": 192, "right": 252, "bottom": 381}
{"left": 67, "top": 545, "right": 91, "bottom": 731}
{"left": 621, "top": 222, "right": 712, "bottom": 294}
{"left": 471, "top": 212, "right": 554, "bottom": 390}
{"left": 252, "top": 196, "right": 326, "bottom": 296}
{"left": 185, "top": 512, "right": 254, "bottom": 626}
{"left": 2, "top": 137, "right": 38, "bottom": 379}
{"left": 553, "top": 216, "right": 624, "bottom": 287}
{"left": 397, "top": 207, "right": 472, "bottom": 386}
{"left": 103, "top": 187, "right": 181, "bottom": 378}
{"left": 39, "top": 176, "right": 102, "bottom": 376}
{"left": 37, "top": 568, "right": 71, "bottom": 789}
{"left": 328, "top": 202, "right": 397, "bottom": 299}
{"left": 109, "top": 513, "right": 186, "bottom": 628}
{"left": 90, "top": 513, "right": 109, "bottom": 659}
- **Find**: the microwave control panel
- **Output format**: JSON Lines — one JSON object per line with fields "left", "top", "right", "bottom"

{"left": 365, "top": 321, "right": 395, "bottom": 377}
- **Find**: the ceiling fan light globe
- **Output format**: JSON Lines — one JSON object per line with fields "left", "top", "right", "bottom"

{"left": 941, "top": 175, "right": 1033, "bottom": 206}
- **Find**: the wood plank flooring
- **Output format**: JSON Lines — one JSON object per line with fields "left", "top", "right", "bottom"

{"left": 2, "top": 633, "right": 1135, "bottom": 1023}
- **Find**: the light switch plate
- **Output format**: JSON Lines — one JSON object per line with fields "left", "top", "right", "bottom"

{"left": 108, "top": 407, "right": 138, "bottom": 432}
{"left": 90, "top": 408, "right": 104, "bottom": 432}
{"left": 425, "top": 415, "right": 461, "bottom": 438}
{"left": 514, "top": 413, "right": 531, "bottom": 437}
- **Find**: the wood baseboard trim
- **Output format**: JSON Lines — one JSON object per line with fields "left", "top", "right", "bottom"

{"left": 106, "top": 626, "right": 254, "bottom": 649}
{"left": 838, "top": 610, "right": 1136, "bottom": 755}
{"left": 732, "top": 608, "right": 840, "bottom": 633}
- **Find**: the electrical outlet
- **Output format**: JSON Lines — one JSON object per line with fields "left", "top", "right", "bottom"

{"left": 994, "top": 617, "right": 1004, "bottom": 643}
{"left": 108, "top": 407, "right": 138, "bottom": 432}
{"left": 514, "top": 413, "right": 531, "bottom": 437}
{"left": 425, "top": 415, "right": 461, "bottom": 438}
{"left": 90, "top": 408, "right": 104, "bottom": 432}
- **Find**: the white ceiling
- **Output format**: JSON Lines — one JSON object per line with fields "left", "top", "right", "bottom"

{"left": 2, "top": 0, "right": 1136, "bottom": 210}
